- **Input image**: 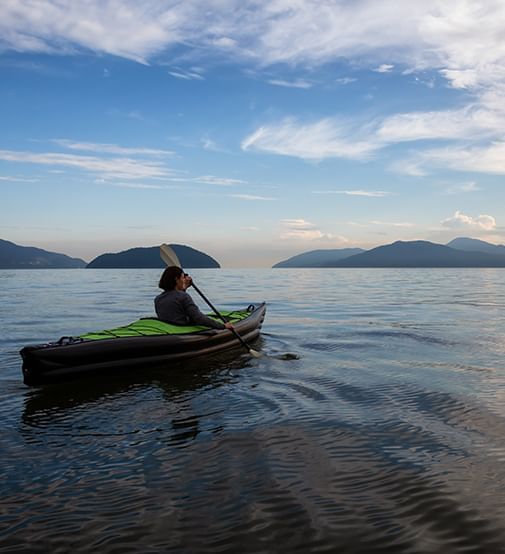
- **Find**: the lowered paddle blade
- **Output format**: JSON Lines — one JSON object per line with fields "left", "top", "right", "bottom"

{"left": 160, "top": 243, "right": 181, "bottom": 267}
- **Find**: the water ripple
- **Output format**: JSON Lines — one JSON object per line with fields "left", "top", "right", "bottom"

{"left": 2, "top": 268, "right": 505, "bottom": 552}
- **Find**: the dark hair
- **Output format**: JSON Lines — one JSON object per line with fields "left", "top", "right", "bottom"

{"left": 159, "top": 266, "right": 183, "bottom": 291}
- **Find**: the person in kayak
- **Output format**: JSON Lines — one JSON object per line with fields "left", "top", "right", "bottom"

{"left": 155, "top": 266, "right": 234, "bottom": 330}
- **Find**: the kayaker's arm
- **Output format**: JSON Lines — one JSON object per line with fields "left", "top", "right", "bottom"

{"left": 182, "top": 294, "right": 232, "bottom": 330}
{"left": 183, "top": 276, "right": 235, "bottom": 331}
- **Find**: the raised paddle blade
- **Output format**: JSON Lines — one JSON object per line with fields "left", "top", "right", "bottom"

{"left": 160, "top": 243, "right": 181, "bottom": 267}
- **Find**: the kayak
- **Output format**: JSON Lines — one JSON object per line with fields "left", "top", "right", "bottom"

{"left": 20, "top": 303, "right": 266, "bottom": 386}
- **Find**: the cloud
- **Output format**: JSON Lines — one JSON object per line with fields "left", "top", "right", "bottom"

{"left": 3, "top": 1, "right": 505, "bottom": 91}
{"left": 267, "top": 79, "right": 313, "bottom": 89}
{"left": 421, "top": 142, "right": 505, "bottom": 175}
{"left": 163, "top": 173, "right": 247, "bottom": 186}
{"left": 240, "top": 97, "right": 505, "bottom": 165}
{"left": 374, "top": 64, "right": 394, "bottom": 73}
{"left": 194, "top": 175, "right": 246, "bottom": 186}
{"left": 4, "top": 1, "right": 505, "bottom": 176}
{"left": 445, "top": 181, "right": 480, "bottom": 194}
{"left": 370, "top": 220, "right": 415, "bottom": 228}
{"left": 168, "top": 68, "right": 205, "bottom": 80}
{"left": 108, "top": 182, "right": 166, "bottom": 189}
{"left": 312, "top": 189, "right": 392, "bottom": 197}
{"left": 441, "top": 210, "right": 496, "bottom": 231}
{"left": 389, "top": 159, "right": 428, "bottom": 176}
{"left": 227, "top": 194, "right": 275, "bottom": 200}
{"left": 212, "top": 36, "right": 237, "bottom": 49}
{"left": 200, "top": 137, "right": 230, "bottom": 153}
{"left": 241, "top": 117, "right": 380, "bottom": 161}
{"left": 0, "top": 149, "right": 173, "bottom": 180}
{"left": 0, "top": 175, "right": 38, "bottom": 182}
{"left": 53, "top": 139, "right": 175, "bottom": 156}
{"left": 377, "top": 105, "right": 504, "bottom": 143}
{"left": 280, "top": 218, "right": 333, "bottom": 240}
{"left": 243, "top": 102, "right": 505, "bottom": 168}
{"left": 335, "top": 77, "right": 356, "bottom": 85}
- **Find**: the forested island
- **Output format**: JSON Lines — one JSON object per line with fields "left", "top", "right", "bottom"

{"left": 0, "top": 240, "right": 219, "bottom": 269}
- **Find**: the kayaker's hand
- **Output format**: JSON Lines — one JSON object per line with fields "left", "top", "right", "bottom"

{"left": 183, "top": 274, "right": 193, "bottom": 289}
{"left": 224, "top": 322, "right": 235, "bottom": 331}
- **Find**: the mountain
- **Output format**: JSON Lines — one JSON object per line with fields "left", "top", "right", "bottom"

{"left": 321, "top": 240, "right": 505, "bottom": 267}
{"left": 273, "top": 248, "right": 365, "bottom": 268}
{"left": 447, "top": 237, "right": 505, "bottom": 256}
{"left": 87, "top": 244, "right": 220, "bottom": 268}
{"left": 0, "top": 239, "right": 86, "bottom": 269}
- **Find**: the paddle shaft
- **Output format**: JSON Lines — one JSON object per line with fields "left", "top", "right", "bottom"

{"left": 190, "top": 282, "right": 255, "bottom": 353}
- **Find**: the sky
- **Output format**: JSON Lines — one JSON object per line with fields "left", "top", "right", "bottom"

{"left": 1, "top": 0, "right": 505, "bottom": 267}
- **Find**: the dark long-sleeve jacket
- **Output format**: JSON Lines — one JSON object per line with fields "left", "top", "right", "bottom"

{"left": 154, "top": 290, "right": 224, "bottom": 329}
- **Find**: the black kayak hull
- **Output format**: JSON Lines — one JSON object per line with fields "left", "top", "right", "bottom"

{"left": 21, "top": 303, "right": 266, "bottom": 386}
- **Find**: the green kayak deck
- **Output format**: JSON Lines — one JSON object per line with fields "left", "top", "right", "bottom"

{"left": 79, "top": 309, "right": 253, "bottom": 340}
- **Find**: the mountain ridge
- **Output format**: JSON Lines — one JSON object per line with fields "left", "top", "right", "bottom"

{"left": 0, "top": 239, "right": 86, "bottom": 269}
{"left": 273, "top": 248, "right": 365, "bottom": 268}
{"left": 0, "top": 240, "right": 220, "bottom": 269}
{"left": 86, "top": 244, "right": 220, "bottom": 268}
{"left": 272, "top": 238, "right": 505, "bottom": 268}
{"left": 321, "top": 240, "right": 505, "bottom": 268}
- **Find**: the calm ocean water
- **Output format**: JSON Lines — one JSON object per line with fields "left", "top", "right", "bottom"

{"left": 1, "top": 268, "right": 505, "bottom": 553}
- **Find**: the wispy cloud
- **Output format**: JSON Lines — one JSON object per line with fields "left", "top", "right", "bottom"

{"left": 267, "top": 79, "right": 312, "bottom": 89}
{"left": 445, "top": 181, "right": 480, "bottom": 194}
{"left": 441, "top": 210, "right": 496, "bottom": 231}
{"left": 0, "top": 175, "right": 38, "bottom": 182}
{"left": 227, "top": 194, "right": 274, "bottom": 201}
{"left": 243, "top": 101, "right": 505, "bottom": 172}
{"left": 374, "top": 64, "right": 394, "bottom": 73}
{"left": 168, "top": 68, "right": 205, "bottom": 80}
{"left": 108, "top": 182, "right": 167, "bottom": 189}
{"left": 0, "top": 149, "right": 173, "bottom": 180}
{"left": 241, "top": 117, "right": 380, "bottom": 161}
{"left": 370, "top": 220, "right": 415, "bottom": 228}
{"left": 53, "top": 139, "right": 175, "bottom": 156}
{"left": 163, "top": 174, "right": 248, "bottom": 186}
{"left": 4, "top": 1, "right": 505, "bottom": 177}
{"left": 3, "top": 1, "right": 505, "bottom": 91}
{"left": 313, "top": 189, "right": 392, "bottom": 197}
{"left": 280, "top": 218, "right": 334, "bottom": 240}
{"left": 194, "top": 175, "right": 246, "bottom": 186}
{"left": 200, "top": 137, "right": 229, "bottom": 153}
{"left": 421, "top": 142, "right": 505, "bottom": 175}
{"left": 335, "top": 77, "right": 356, "bottom": 85}
{"left": 377, "top": 105, "right": 503, "bottom": 143}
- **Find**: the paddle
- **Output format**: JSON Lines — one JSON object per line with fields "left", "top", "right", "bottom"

{"left": 159, "top": 243, "right": 262, "bottom": 358}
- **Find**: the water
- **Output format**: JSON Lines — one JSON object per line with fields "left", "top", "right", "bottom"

{"left": 1, "top": 268, "right": 505, "bottom": 553}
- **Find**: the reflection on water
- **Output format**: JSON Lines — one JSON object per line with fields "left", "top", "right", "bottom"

{"left": 1, "top": 268, "right": 505, "bottom": 553}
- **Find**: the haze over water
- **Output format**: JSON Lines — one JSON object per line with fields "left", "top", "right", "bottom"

{"left": 1, "top": 268, "right": 505, "bottom": 553}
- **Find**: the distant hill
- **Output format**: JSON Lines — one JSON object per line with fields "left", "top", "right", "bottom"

{"left": 447, "top": 237, "right": 505, "bottom": 256}
{"left": 273, "top": 248, "right": 365, "bottom": 268}
{"left": 322, "top": 240, "right": 505, "bottom": 267}
{"left": 87, "top": 244, "right": 220, "bottom": 268}
{"left": 0, "top": 239, "right": 86, "bottom": 269}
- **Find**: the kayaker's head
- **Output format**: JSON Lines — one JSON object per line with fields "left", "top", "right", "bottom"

{"left": 159, "top": 266, "right": 186, "bottom": 291}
